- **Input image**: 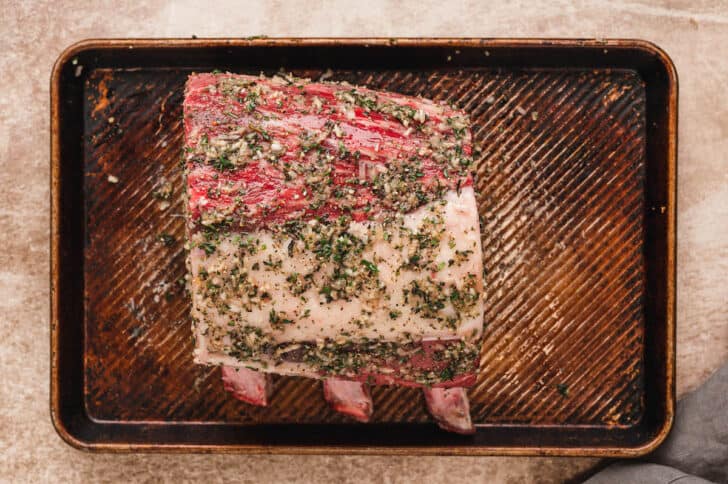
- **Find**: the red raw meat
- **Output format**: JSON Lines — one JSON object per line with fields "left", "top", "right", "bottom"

{"left": 423, "top": 387, "right": 475, "bottom": 434}
{"left": 184, "top": 73, "right": 473, "bottom": 232}
{"left": 221, "top": 366, "right": 271, "bottom": 406}
{"left": 323, "top": 378, "right": 373, "bottom": 422}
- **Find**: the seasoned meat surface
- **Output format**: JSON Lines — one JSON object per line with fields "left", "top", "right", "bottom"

{"left": 184, "top": 72, "right": 483, "bottom": 388}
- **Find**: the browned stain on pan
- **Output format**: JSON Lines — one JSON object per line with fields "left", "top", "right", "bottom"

{"left": 51, "top": 38, "right": 676, "bottom": 455}
{"left": 89, "top": 71, "right": 113, "bottom": 117}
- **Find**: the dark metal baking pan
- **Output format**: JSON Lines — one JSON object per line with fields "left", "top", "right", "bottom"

{"left": 51, "top": 38, "right": 677, "bottom": 455}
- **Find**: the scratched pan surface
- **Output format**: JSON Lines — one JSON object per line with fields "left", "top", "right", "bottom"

{"left": 50, "top": 39, "right": 676, "bottom": 455}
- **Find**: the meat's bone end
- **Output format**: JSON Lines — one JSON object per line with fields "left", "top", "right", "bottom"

{"left": 323, "top": 378, "right": 373, "bottom": 422}
{"left": 423, "top": 387, "right": 475, "bottom": 434}
{"left": 221, "top": 366, "right": 271, "bottom": 406}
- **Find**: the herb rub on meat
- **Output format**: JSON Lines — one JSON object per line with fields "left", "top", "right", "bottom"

{"left": 183, "top": 72, "right": 484, "bottom": 433}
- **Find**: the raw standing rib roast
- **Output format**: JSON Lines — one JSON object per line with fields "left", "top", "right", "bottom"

{"left": 183, "top": 72, "right": 483, "bottom": 433}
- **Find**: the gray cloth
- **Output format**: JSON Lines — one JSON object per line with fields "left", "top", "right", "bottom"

{"left": 585, "top": 363, "right": 728, "bottom": 484}
{"left": 584, "top": 462, "right": 714, "bottom": 484}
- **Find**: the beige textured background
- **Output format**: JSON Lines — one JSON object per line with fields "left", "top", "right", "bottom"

{"left": 1, "top": 0, "right": 727, "bottom": 482}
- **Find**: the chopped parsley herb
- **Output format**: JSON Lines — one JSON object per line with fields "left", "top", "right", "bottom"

{"left": 286, "top": 273, "right": 299, "bottom": 284}
{"left": 199, "top": 242, "right": 216, "bottom": 255}
{"left": 556, "top": 383, "right": 569, "bottom": 397}
{"left": 360, "top": 259, "right": 379, "bottom": 274}
{"left": 439, "top": 366, "right": 455, "bottom": 381}
{"left": 213, "top": 155, "right": 235, "bottom": 171}
{"left": 319, "top": 285, "right": 333, "bottom": 302}
{"left": 269, "top": 309, "right": 293, "bottom": 327}
{"left": 313, "top": 237, "right": 333, "bottom": 259}
{"left": 337, "top": 141, "right": 349, "bottom": 158}
{"left": 446, "top": 117, "right": 467, "bottom": 139}
{"left": 158, "top": 233, "right": 175, "bottom": 246}
{"left": 245, "top": 91, "right": 259, "bottom": 112}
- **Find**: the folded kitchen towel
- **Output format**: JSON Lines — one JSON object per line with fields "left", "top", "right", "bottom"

{"left": 584, "top": 462, "right": 714, "bottom": 484}
{"left": 584, "top": 363, "right": 728, "bottom": 484}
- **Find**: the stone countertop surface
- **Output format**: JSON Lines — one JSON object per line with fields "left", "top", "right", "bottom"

{"left": 1, "top": 0, "right": 726, "bottom": 482}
